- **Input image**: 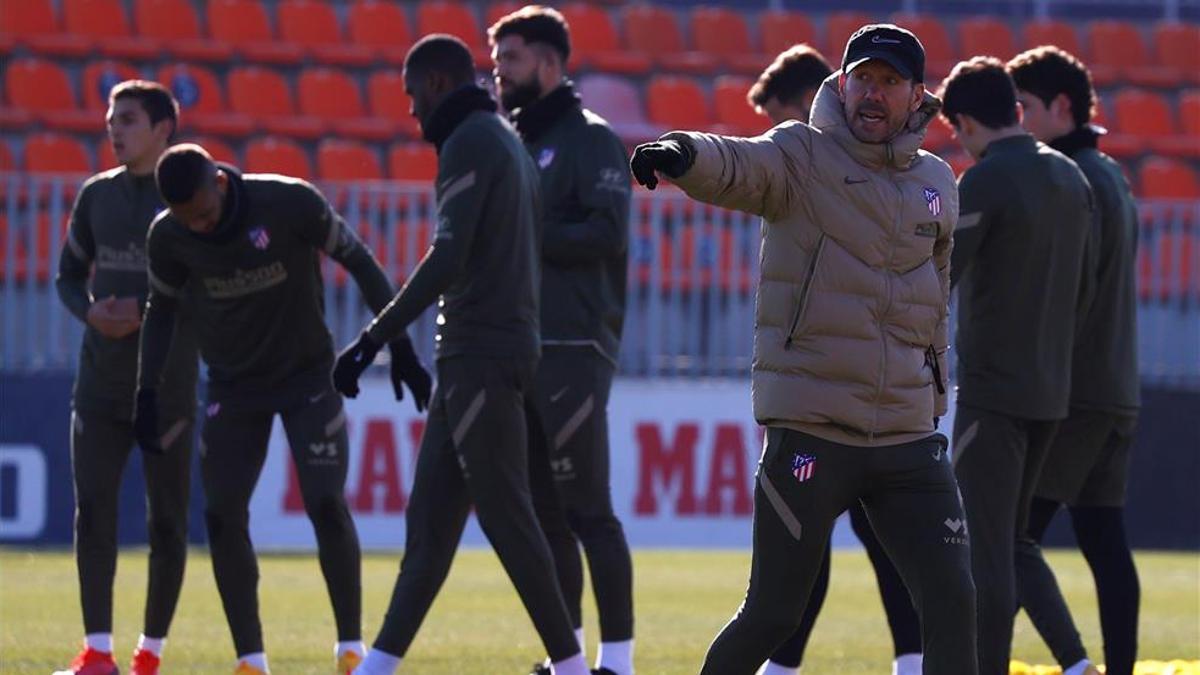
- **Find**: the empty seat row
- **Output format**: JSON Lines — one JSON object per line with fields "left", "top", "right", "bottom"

{"left": 2, "top": 0, "right": 1196, "bottom": 84}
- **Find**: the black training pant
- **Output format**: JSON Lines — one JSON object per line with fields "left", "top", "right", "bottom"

{"left": 71, "top": 403, "right": 194, "bottom": 638}
{"left": 768, "top": 501, "right": 922, "bottom": 668}
{"left": 199, "top": 384, "right": 361, "bottom": 657}
{"left": 529, "top": 348, "right": 634, "bottom": 642}
{"left": 371, "top": 357, "right": 580, "bottom": 662}
{"left": 953, "top": 403, "right": 1057, "bottom": 675}
{"left": 700, "top": 428, "right": 976, "bottom": 675}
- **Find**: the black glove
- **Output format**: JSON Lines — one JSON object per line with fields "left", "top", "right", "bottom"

{"left": 630, "top": 139, "right": 694, "bottom": 190}
{"left": 389, "top": 338, "right": 433, "bottom": 412}
{"left": 134, "top": 388, "right": 162, "bottom": 455}
{"left": 333, "top": 331, "right": 383, "bottom": 398}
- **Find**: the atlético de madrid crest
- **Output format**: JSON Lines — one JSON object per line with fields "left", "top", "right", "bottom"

{"left": 249, "top": 226, "right": 270, "bottom": 250}
{"left": 923, "top": 187, "right": 942, "bottom": 216}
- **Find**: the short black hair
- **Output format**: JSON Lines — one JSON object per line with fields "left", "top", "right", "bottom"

{"left": 488, "top": 5, "right": 571, "bottom": 62}
{"left": 404, "top": 34, "right": 477, "bottom": 84}
{"left": 1006, "top": 46, "right": 1097, "bottom": 128}
{"left": 747, "top": 44, "right": 833, "bottom": 110}
{"left": 110, "top": 79, "right": 180, "bottom": 138}
{"left": 939, "top": 56, "right": 1019, "bottom": 130}
{"left": 155, "top": 143, "right": 216, "bottom": 205}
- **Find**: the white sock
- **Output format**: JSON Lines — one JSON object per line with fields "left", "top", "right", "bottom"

{"left": 336, "top": 640, "right": 366, "bottom": 659}
{"left": 355, "top": 648, "right": 402, "bottom": 675}
{"left": 85, "top": 633, "right": 113, "bottom": 653}
{"left": 1064, "top": 659, "right": 1092, "bottom": 675}
{"left": 756, "top": 660, "right": 799, "bottom": 675}
{"left": 551, "top": 652, "right": 589, "bottom": 675}
{"left": 238, "top": 652, "right": 268, "bottom": 672}
{"left": 893, "top": 653, "right": 923, "bottom": 675}
{"left": 137, "top": 635, "right": 165, "bottom": 656}
{"left": 575, "top": 627, "right": 586, "bottom": 651}
{"left": 597, "top": 639, "right": 634, "bottom": 674}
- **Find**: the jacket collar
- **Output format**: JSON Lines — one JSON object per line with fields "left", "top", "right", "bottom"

{"left": 1049, "top": 123, "right": 1102, "bottom": 157}
{"left": 422, "top": 84, "right": 498, "bottom": 152}
{"left": 980, "top": 133, "right": 1038, "bottom": 159}
{"left": 511, "top": 82, "right": 581, "bottom": 143}
{"left": 809, "top": 71, "right": 940, "bottom": 171}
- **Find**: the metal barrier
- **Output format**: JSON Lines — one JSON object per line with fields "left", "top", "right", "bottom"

{"left": 2, "top": 173, "right": 1197, "bottom": 388}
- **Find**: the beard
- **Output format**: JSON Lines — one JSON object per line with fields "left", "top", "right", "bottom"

{"left": 500, "top": 77, "right": 543, "bottom": 113}
{"left": 845, "top": 100, "right": 905, "bottom": 143}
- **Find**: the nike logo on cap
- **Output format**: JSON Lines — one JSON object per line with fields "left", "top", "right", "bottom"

{"left": 872, "top": 35, "right": 902, "bottom": 44}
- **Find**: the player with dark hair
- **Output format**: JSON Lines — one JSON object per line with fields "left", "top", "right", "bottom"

{"left": 332, "top": 35, "right": 589, "bottom": 675}
{"left": 747, "top": 44, "right": 832, "bottom": 125}
{"left": 489, "top": 7, "right": 635, "bottom": 675}
{"left": 745, "top": 45, "right": 926, "bottom": 675}
{"left": 54, "top": 79, "right": 197, "bottom": 675}
{"left": 632, "top": 25, "right": 977, "bottom": 675}
{"left": 939, "top": 56, "right": 1098, "bottom": 675}
{"left": 1008, "top": 46, "right": 1140, "bottom": 675}
{"left": 136, "top": 143, "right": 429, "bottom": 674}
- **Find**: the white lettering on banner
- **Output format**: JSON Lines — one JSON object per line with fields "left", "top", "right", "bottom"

{"left": 0, "top": 445, "right": 48, "bottom": 540}
{"left": 246, "top": 381, "right": 957, "bottom": 549}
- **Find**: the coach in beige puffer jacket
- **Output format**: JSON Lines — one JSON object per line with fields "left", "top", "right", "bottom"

{"left": 663, "top": 71, "right": 958, "bottom": 446}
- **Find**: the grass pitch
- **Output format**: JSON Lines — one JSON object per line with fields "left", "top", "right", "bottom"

{"left": 1, "top": 548, "right": 1196, "bottom": 673}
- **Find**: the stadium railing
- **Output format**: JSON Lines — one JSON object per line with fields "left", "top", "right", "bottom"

{"left": 1, "top": 174, "right": 1197, "bottom": 389}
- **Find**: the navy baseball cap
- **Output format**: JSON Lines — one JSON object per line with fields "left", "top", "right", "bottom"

{"left": 842, "top": 24, "right": 926, "bottom": 83}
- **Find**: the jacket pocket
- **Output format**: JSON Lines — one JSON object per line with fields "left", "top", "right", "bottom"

{"left": 785, "top": 234, "right": 826, "bottom": 349}
{"left": 926, "top": 344, "right": 949, "bottom": 416}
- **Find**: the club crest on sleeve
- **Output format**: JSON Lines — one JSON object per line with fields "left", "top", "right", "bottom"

{"left": 537, "top": 147, "right": 556, "bottom": 169}
{"left": 249, "top": 226, "right": 270, "bottom": 251}
{"left": 923, "top": 187, "right": 942, "bottom": 216}
{"left": 791, "top": 452, "right": 816, "bottom": 482}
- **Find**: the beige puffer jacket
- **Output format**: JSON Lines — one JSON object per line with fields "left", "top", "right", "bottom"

{"left": 664, "top": 73, "right": 957, "bottom": 446}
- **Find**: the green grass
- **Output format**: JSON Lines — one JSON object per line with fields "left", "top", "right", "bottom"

{"left": 1, "top": 548, "right": 1197, "bottom": 673}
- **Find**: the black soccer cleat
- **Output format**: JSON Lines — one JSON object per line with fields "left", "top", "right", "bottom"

{"left": 527, "top": 663, "right": 551, "bottom": 675}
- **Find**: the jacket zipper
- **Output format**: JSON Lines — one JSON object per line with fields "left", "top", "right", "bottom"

{"left": 926, "top": 345, "right": 946, "bottom": 394}
{"left": 870, "top": 163, "right": 902, "bottom": 442}
{"left": 784, "top": 234, "right": 826, "bottom": 349}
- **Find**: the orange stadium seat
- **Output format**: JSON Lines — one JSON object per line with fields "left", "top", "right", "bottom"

{"left": 158, "top": 63, "right": 254, "bottom": 137}
{"left": 622, "top": 5, "right": 716, "bottom": 74}
{"left": 691, "top": 7, "right": 763, "bottom": 74}
{"left": 1180, "top": 90, "right": 1200, "bottom": 139}
{"left": 389, "top": 143, "right": 439, "bottom": 182}
{"left": 1153, "top": 22, "right": 1200, "bottom": 85}
{"left": 1139, "top": 157, "right": 1199, "bottom": 199}
{"left": 0, "top": 142, "right": 13, "bottom": 171}
{"left": 317, "top": 139, "right": 384, "bottom": 181}
{"left": 25, "top": 133, "right": 93, "bottom": 174}
{"left": 713, "top": 76, "right": 766, "bottom": 136}
{"left": 134, "top": 0, "right": 233, "bottom": 62}
{"left": 1022, "top": 19, "right": 1082, "bottom": 56}
{"left": 366, "top": 71, "right": 422, "bottom": 139}
{"left": 824, "top": 12, "right": 874, "bottom": 57}
{"left": 208, "top": 0, "right": 303, "bottom": 64}
{"left": 924, "top": 115, "right": 955, "bottom": 153}
{"left": 347, "top": 0, "right": 414, "bottom": 64}
{"left": 559, "top": 3, "right": 649, "bottom": 74}
{"left": 81, "top": 60, "right": 141, "bottom": 111}
{"left": 278, "top": 0, "right": 375, "bottom": 66}
{"left": 180, "top": 135, "right": 239, "bottom": 164}
{"left": 1111, "top": 89, "right": 1193, "bottom": 158}
{"left": 416, "top": 1, "right": 489, "bottom": 64}
{"left": 485, "top": 1, "right": 523, "bottom": 31}
{"left": 97, "top": 136, "right": 119, "bottom": 170}
{"left": 889, "top": 14, "right": 954, "bottom": 79}
{"left": 245, "top": 137, "right": 312, "bottom": 177}
{"left": 299, "top": 67, "right": 394, "bottom": 141}
{"left": 228, "top": 66, "right": 324, "bottom": 138}
{"left": 1086, "top": 20, "right": 1167, "bottom": 87}
{"left": 646, "top": 76, "right": 712, "bottom": 129}
{"left": 759, "top": 10, "right": 817, "bottom": 58}
{"left": 5, "top": 58, "right": 95, "bottom": 132}
{"left": 63, "top": 0, "right": 160, "bottom": 59}
{"left": 957, "top": 16, "right": 1016, "bottom": 61}
{"left": 1, "top": 0, "right": 92, "bottom": 57}
{"left": 577, "top": 74, "right": 657, "bottom": 142}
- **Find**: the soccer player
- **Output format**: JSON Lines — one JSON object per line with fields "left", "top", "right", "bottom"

{"left": 488, "top": 7, "right": 635, "bottom": 675}
{"left": 939, "top": 57, "right": 1098, "bottom": 675}
{"left": 135, "top": 143, "right": 429, "bottom": 674}
{"left": 1008, "top": 46, "right": 1141, "bottom": 675}
{"left": 53, "top": 80, "right": 198, "bottom": 675}
{"left": 746, "top": 45, "right": 925, "bottom": 675}
{"left": 331, "top": 35, "right": 589, "bottom": 675}
{"left": 631, "top": 25, "right": 976, "bottom": 675}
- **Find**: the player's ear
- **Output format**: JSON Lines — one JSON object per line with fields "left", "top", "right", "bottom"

{"left": 909, "top": 82, "right": 926, "bottom": 112}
